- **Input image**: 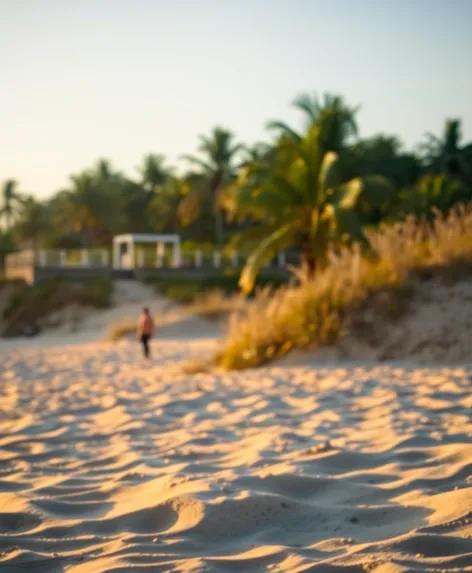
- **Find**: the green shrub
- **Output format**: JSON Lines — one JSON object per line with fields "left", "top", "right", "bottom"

{"left": 80, "top": 277, "right": 113, "bottom": 308}
{"left": 145, "top": 271, "right": 288, "bottom": 304}
{"left": 1, "top": 277, "right": 113, "bottom": 336}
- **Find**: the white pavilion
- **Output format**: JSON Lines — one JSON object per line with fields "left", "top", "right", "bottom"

{"left": 112, "top": 233, "right": 181, "bottom": 269}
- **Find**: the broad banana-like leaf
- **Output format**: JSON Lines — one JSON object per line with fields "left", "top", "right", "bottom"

{"left": 239, "top": 223, "right": 298, "bottom": 294}
{"left": 318, "top": 151, "right": 342, "bottom": 193}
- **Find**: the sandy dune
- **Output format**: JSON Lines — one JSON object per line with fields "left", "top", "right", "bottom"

{"left": 351, "top": 278, "right": 472, "bottom": 365}
{"left": 0, "top": 332, "right": 471, "bottom": 572}
{"left": 0, "top": 280, "right": 220, "bottom": 351}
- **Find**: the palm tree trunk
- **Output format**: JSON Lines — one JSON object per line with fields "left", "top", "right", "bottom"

{"left": 302, "top": 248, "right": 316, "bottom": 276}
{"left": 215, "top": 208, "right": 224, "bottom": 246}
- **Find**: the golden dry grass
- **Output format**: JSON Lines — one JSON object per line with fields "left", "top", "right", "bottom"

{"left": 214, "top": 206, "right": 472, "bottom": 370}
{"left": 187, "top": 289, "right": 246, "bottom": 320}
{"left": 107, "top": 320, "right": 137, "bottom": 342}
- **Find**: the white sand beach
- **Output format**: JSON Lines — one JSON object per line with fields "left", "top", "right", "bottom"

{"left": 0, "top": 288, "right": 471, "bottom": 572}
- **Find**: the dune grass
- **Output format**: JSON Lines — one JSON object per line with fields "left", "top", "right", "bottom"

{"left": 212, "top": 206, "right": 472, "bottom": 370}
{"left": 107, "top": 320, "right": 137, "bottom": 342}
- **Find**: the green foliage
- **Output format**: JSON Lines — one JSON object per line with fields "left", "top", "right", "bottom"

{"left": 394, "top": 175, "right": 468, "bottom": 219}
{"left": 0, "top": 230, "right": 15, "bottom": 269}
{"left": 14, "top": 196, "right": 50, "bottom": 250}
{"left": 213, "top": 206, "right": 472, "bottom": 370}
{"left": 267, "top": 92, "right": 358, "bottom": 152}
{"left": 1, "top": 180, "right": 23, "bottom": 230}
{"left": 138, "top": 154, "right": 173, "bottom": 193}
{"left": 419, "top": 119, "right": 472, "bottom": 185}
{"left": 80, "top": 277, "right": 113, "bottom": 309}
{"left": 2, "top": 91, "right": 471, "bottom": 279}
{"left": 223, "top": 121, "right": 394, "bottom": 293}
{"left": 145, "top": 272, "right": 288, "bottom": 304}
{"left": 1, "top": 277, "right": 113, "bottom": 336}
{"left": 342, "top": 135, "right": 421, "bottom": 201}
{"left": 178, "top": 127, "right": 245, "bottom": 244}
{"left": 148, "top": 177, "right": 185, "bottom": 233}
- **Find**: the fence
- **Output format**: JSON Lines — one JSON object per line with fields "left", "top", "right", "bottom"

{"left": 5, "top": 248, "right": 298, "bottom": 271}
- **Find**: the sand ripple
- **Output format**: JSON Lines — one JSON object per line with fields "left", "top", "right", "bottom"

{"left": 0, "top": 341, "right": 471, "bottom": 572}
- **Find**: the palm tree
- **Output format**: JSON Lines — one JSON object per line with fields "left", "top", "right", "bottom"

{"left": 346, "top": 135, "right": 420, "bottom": 186}
{"left": 138, "top": 154, "right": 172, "bottom": 193}
{"left": 340, "top": 135, "right": 421, "bottom": 223}
{"left": 94, "top": 158, "right": 119, "bottom": 182}
{"left": 148, "top": 176, "right": 187, "bottom": 233}
{"left": 222, "top": 121, "right": 393, "bottom": 294}
{"left": 14, "top": 196, "right": 50, "bottom": 253}
{"left": 0, "top": 229, "right": 15, "bottom": 269}
{"left": 267, "top": 92, "right": 358, "bottom": 153}
{"left": 420, "top": 119, "right": 472, "bottom": 185}
{"left": 395, "top": 175, "right": 467, "bottom": 220}
{"left": 178, "top": 127, "right": 244, "bottom": 245}
{"left": 1, "top": 180, "right": 23, "bottom": 230}
{"left": 240, "top": 142, "right": 274, "bottom": 166}
{"left": 55, "top": 171, "right": 118, "bottom": 246}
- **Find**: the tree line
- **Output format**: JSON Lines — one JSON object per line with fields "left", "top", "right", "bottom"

{"left": 1, "top": 91, "right": 471, "bottom": 290}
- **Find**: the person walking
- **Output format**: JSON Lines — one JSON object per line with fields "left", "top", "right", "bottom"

{"left": 137, "top": 307, "right": 154, "bottom": 359}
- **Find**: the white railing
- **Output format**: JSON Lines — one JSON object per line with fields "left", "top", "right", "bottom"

{"left": 5, "top": 248, "right": 292, "bottom": 270}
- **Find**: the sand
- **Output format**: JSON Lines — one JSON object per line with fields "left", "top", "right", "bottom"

{"left": 0, "top": 279, "right": 471, "bottom": 572}
{"left": 1, "top": 332, "right": 471, "bottom": 572}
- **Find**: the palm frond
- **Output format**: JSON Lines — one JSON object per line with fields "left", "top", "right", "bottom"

{"left": 266, "top": 120, "right": 302, "bottom": 142}
{"left": 239, "top": 223, "right": 298, "bottom": 293}
{"left": 293, "top": 92, "right": 321, "bottom": 124}
{"left": 180, "top": 154, "right": 213, "bottom": 172}
{"left": 318, "top": 151, "right": 341, "bottom": 192}
{"left": 227, "top": 223, "right": 280, "bottom": 251}
{"left": 177, "top": 186, "right": 207, "bottom": 225}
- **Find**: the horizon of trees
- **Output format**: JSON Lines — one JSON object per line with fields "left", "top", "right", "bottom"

{"left": 2, "top": 91, "right": 472, "bottom": 281}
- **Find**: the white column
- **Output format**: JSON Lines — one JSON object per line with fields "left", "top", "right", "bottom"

{"left": 172, "top": 242, "right": 181, "bottom": 268}
{"left": 231, "top": 251, "right": 238, "bottom": 268}
{"left": 278, "top": 251, "right": 286, "bottom": 267}
{"left": 213, "top": 251, "right": 221, "bottom": 268}
{"left": 194, "top": 250, "right": 202, "bottom": 268}
{"left": 81, "top": 249, "right": 89, "bottom": 267}
{"left": 60, "top": 250, "right": 67, "bottom": 266}
{"left": 156, "top": 243, "right": 164, "bottom": 267}
{"left": 129, "top": 239, "right": 135, "bottom": 269}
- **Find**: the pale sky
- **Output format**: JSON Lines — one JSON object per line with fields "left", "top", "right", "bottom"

{"left": 1, "top": 0, "right": 471, "bottom": 197}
